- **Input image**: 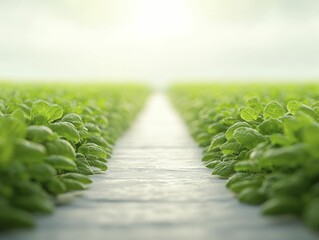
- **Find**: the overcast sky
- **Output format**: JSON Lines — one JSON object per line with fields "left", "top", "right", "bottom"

{"left": 0, "top": 0, "right": 319, "bottom": 84}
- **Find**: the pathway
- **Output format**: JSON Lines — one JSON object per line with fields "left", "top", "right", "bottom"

{"left": 3, "top": 93, "right": 318, "bottom": 240}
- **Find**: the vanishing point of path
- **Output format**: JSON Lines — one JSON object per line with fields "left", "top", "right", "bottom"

{"left": 3, "top": 93, "right": 319, "bottom": 240}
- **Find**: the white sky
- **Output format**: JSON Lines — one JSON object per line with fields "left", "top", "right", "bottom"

{"left": 0, "top": 0, "right": 319, "bottom": 85}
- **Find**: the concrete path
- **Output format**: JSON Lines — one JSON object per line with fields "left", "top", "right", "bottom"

{"left": 3, "top": 93, "right": 318, "bottom": 240}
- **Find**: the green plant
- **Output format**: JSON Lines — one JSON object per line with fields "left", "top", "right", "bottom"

{"left": 170, "top": 83, "right": 319, "bottom": 230}
{"left": 0, "top": 83, "right": 149, "bottom": 230}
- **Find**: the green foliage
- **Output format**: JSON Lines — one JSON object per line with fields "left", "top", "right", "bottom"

{"left": 0, "top": 82, "right": 149, "bottom": 230}
{"left": 170, "top": 83, "right": 319, "bottom": 230}
{"left": 49, "top": 122, "right": 80, "bottom": 143}
{"left": 60, "top": 173, "right": 92, "bottom": 184}
{"left": 13, "top": 140, "right": 46, "bottom": 164}
{"left": 28, "top": 163, "right": 57, "bottom": 182}
{"left": 233, "top": 127, "right": 266, "bottom": 149}
{"left": 31, "top": 100, "right": 63, "bottom": 125}
{"left": 61, "top": 113, "right": 83, "bottom": 128}
{"left": 226, "top": 122, "right": 251, "bottom": 140}
{"left": 263, "top": 101, "right": 285, "bottom": 119}
{"left": 212, "top": 160, "right": 236, "bottom": 178}
{"left": 238, "top": 187, "right": 266, "bottom": 204}
{"left": 78, "top": 143, "right": 107, "bottom": 159}
{"left": 0, "top": 207, "right": 34, "bottom": 230}
{"left": 45, "top": 155, "right": 77, "bottom": 171}
{"left": 257, "top": 119, "right": 283, "bottom": 135}
{"left": 240, "top": 107, "right": 259, "bottom": 121}
{"left": 304, "top": 199, "right": 319, "bottom": 229}
{"left": 261, "top": 196, "right": 301, "bottom": 215}
{"left": 26, "top": 125, "right": 55, "bottom": 143}
{"left": 45, "top": 139, "right": 76, "bottom": 160}
{"left": 60, "top": 178, "right": 87, "bottom": 191}
{"left": 12, "top": 194, "right": 54, "bottom": 214}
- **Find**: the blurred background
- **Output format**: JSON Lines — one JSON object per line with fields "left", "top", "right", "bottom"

{"left": 1, "top": 0, "right": 319, "bottom": 86}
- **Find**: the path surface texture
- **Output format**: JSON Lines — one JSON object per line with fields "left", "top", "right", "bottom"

{"left": 3, "top": 93, "right": 319, "bottom": 240}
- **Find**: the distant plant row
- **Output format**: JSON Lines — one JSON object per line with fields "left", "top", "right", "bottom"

{"left": 170, "top": 83, "right": 319, "bottom": 230}
{"left": 0, "top": 83, "right": 149, "bottom": 230}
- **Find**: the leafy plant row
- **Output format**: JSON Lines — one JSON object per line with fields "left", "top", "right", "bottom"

{"left": 170, "top": 83, "right": 319, "bottom": 230}
{"left": 0, "top": 83, "right": 149, "bottom": 230}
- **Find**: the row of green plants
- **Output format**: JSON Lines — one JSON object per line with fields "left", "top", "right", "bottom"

{"left": 170, "top": 83, "right": 319, "bottom": 230}
{"left": 0, "top": 83, "right": 149, "bottom": 230}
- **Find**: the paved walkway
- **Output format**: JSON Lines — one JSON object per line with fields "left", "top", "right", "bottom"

{"left": 3, "top": 93, "right": 318, "bottom": 240}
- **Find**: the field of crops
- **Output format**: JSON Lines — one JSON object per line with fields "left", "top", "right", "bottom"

{"left": 170, "top": 83, "right": 319, "bottom": 230}
{"left": 0, "top": 83, "right": 149, "bottom": 230}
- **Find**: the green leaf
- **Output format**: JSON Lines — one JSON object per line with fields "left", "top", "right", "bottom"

{"left": 12, "top": 195, "right": 54, "bottom": 214}
{"left": 300, "top": 106, "right": 317, "bottom": 119}
{"left": 0, "top": 115, "right": 26, "bottom": 139}
{"left": 0, "top": 138, "right": 14, "bottom": 165}
{"left": 258, "top": 173, "right": 286, "bottom": 195}
{"left": 220, "top": 139, "right": 242, "bottom": 155}
{"left": 77, "top": 165, "right": 94, "bottom": 175}
{"left": 246, "top": 97, "right": 263, "bottom": 113}
{"left": 226, "top": 122, "right": 251, "bottom": 140}
{"left": 263, "top": 101, "right": 285, "bottom": 119}
{"left": 45, "top": 155, "right": 77, "bottom": 171}
{"left": 249, "top": 142, "right": 270, "bottom": 160}
{"left": 283, "top": 116, "right": 307, "bottom": 142}
{"left": 60, "top": 173, "right": 92, "bottom": 184}
{"left": 269, "top": 133, "right": 292, "bottom": 146}
{"left": 229, "top": 178, "right": 263, "bottom": 193}
{"left": 209, "top": 133, "right": 227, "bottom": 150}
{"left": 261, "top": 196, "right": 301, "bottom": 215}
{"left": 195, "top": 132, "right": 212, "bottom": 147}
{"left": 12, "top": 181, "right": 46, "bottom": 197}
{"left": 11, "top": 109, "right": 27, "bottom": 121}
{"left": 78, "top": 143, "right": 107, "bottom": 159}
{"left": 205, "top": 160, "right": 220, "bottom": 169}
{"left": 226, "top": 172, "right": 251, "bottom": 188}
{"left": 84, "top": 123, "right": 101, "bottom": 135}
{"left": 240, "top": 107, "right": 258, "bottom": 121}
{"left": 13, "top": 140, "right": 46, "bottom": 164}
{"left": 304, "top": 199, "right": 319, "bottom": 229}
{"left": 0, "top": 207, "right": 34, "bottom": 229}
{"left": 302, "top": 123, "right": 319, "bottom": 157}
{"left": 96, "top": 115, "right": 109, "bottom": 127}
{"left": 28, "top": 163, "right": 57, "bottom": 182}
{"left": 26, "top": 125, "right": 55, "bottom": 143}
{"left": 61, "top": 113, "right": 83, "bottom": 128}
{"left": 259, "top": 144, "right": 309, "bottom": 168}
{"left": 87, "top": 158, "right": 108, "bottom": 171}
{"left": 49, "top": 122, "right": 80, "bottom": 143}
{"left": 45, "top": 139, "right": 76, "bottom": 159}
{"left": 233, "top": 127, "right": 266, "bottom": 149}
{"left": 222, "top": 117, "right": 238, "bottom": 126}
{"left": 74, "top": 153, "right": 94, "bottom": 175}
{"left": 46, "top": 177, "right": 66, "bottom": 194}
{"left": 31, "top": 100, "right": 63, "bottom": 124}
{"left": 201, "top": 152, "right": 222, "bottom": 162}
{"left": 207, "top": 122, "right": 228, "bottom": 134}
{"left": 60, "top": 178, "right": 87, "bottom": 191}
{"left": 269, "top": 173, "right": 311, "bottom": 197}
{"left": 86, "top": 135, "right": 110, "bottom": 149}
{"left": 234, "top": 160, "right": 261, "bottom": 173}
{"left": 287, "top": 101, "right": 303, "bottom": 115}
{"left": 238, "top": 187, "right": 266, "bottom": 204}
{"left": 212, "top": 160, "right": 235, "bottom": 178}
{"left": 257, "top": 119, "right": 283, "bottom": 135}
{"left": 78, "top": 127, "right": 90, "bottom": 139}
{"left": 287, "top": 101, "right": 317, "bottom": 118}
{"left": 0, "top": 183, "right": 13, "bottom": 198}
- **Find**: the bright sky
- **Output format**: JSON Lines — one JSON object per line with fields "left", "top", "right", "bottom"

{"left": 0, "top": 0, "right": 319, "bottom": 84}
